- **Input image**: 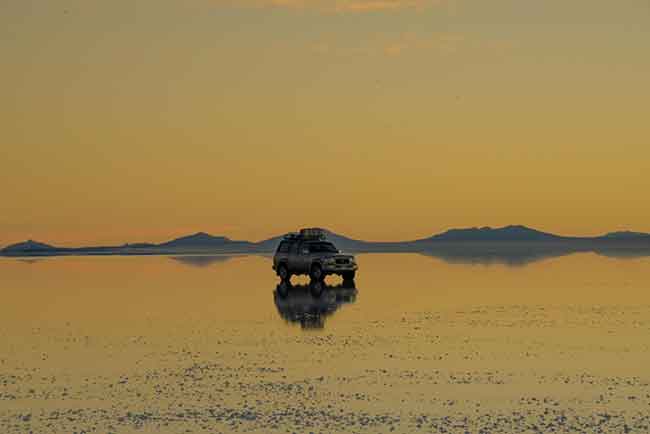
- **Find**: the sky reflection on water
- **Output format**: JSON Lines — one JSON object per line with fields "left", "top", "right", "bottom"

{"left": 1, "top": 253, "right": 649, "bottom": 333}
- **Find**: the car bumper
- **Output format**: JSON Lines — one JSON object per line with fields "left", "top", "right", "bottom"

{"left": 322, "top": 264, "right": 358, "bottom": 273}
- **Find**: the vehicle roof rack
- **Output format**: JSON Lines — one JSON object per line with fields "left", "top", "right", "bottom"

{"left": 282, "top": 228, "right": 327, "bottom": 241}
{"left": 299, "top": 228, "right": 326, "bottom": 240}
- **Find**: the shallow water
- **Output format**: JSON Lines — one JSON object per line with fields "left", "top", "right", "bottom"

{"left": 3, "top": 252, "right": 650, "bottom": 330}
{"left": 2, "top": 253, "right": 650, "bottom": 433}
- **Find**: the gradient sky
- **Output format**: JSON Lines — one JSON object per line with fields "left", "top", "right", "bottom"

{"left": 2, "top": 0, "right": 649, "bottom": 245}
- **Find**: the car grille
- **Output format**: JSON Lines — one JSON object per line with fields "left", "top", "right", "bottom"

{"left": 336, "top": 259, "right": 349, "bottom": 265}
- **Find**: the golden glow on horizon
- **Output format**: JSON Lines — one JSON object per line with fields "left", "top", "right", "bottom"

{"left": 2, "top": 1, "right": 649, "bottom": 246}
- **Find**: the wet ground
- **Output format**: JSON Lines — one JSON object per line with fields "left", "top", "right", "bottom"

{"left": 1, "top": 253, "right": 650, "bottom": 433}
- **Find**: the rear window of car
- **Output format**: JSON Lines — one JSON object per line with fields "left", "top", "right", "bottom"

{"left": 277, "top": 242, "right": 289, "bottom": 253}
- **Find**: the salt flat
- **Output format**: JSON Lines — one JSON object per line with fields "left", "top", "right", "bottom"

{"left": 1, "top": 254, "right": 650, "bottom": 433}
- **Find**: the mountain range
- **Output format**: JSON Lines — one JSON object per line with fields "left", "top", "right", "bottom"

{"left": 2, "top": 225, "right": 650, "bottom": 257}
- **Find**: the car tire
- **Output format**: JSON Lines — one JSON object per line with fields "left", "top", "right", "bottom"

{"left": 277, "top": 264, "right": 290, "bottom": 281}
{"left": 310, "top": 264, "right": 324, "bottom": 281}
{"left": 342, "top": 271, "right": 356, "bottom": 281}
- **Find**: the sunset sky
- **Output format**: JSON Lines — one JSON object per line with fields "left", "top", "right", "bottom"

{"left": 2, "top": 0, "right": 649, "bottom": 246}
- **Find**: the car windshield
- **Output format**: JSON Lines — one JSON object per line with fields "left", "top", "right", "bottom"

{"left": 309, "top": 242, "right": 338, "bottom": 253}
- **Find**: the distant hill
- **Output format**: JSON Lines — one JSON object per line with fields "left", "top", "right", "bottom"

{"left": 2, "top": 240, "right": 56, "bottom": 253}
{"left": 254, "top": 235, "right": 284, "bottom": 251}
{"left": 419, "top": 225, "right": 565, "bottom": 242}
{"left": 158, "top": 232, "right": 235, "bottom": 248}
{"left": 600, "top": 231, "right": 650, "bottom": 240}
{"left": 0, "top": 232, "right": 253, "bottom": 256}
{"left": 122, "top": 242, "right": 157, "bottom": 248}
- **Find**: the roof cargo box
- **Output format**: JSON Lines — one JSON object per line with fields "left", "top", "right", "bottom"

{"left": 299, "top": 228, "right": 326, "bottom": 240}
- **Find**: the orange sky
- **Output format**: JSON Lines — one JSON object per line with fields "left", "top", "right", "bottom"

{"left": 2, "top": 1, "right": 649, "bottom": 246}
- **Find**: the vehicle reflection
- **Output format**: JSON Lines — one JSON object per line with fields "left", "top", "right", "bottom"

{"left": 273, "top": 280, "right": 358, "bottom": 330}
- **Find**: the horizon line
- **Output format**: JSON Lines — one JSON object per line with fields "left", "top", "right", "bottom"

{"left": 2, "top": 224, "right": 648, "bottom": 250}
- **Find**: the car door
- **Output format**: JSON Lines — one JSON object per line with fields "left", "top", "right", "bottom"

{"left": 288, "top": 241, "right": 300, "bottom": 271}
{"left": 297, "top": 242, "right": 312, "bottom": 272}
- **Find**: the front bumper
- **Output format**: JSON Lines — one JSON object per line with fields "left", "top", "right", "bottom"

{"left": 322, "top": 263, "right": 358, "bottom": 273}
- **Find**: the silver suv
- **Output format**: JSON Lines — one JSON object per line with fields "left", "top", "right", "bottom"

{"left": 272, "top": 228, "right": 358, "bottom": 281}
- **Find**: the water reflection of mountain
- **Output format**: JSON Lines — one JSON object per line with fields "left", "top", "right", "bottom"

{"left": 17, "top": 258, "right": 46, "bottom": 265}
{"left": 274, "top": 280, "right": 358, "bottom": 330}
{"left": 169, "top": 255, "right": 233, "bottom": 268}
{"left": 420, "top": 245, "right": 576, "bottom": 266}
{"left": 593, "top": 246, "right": 650, "bottom": 259}
{"left": 420, "top": 244, "right": 650, "bottom": 266}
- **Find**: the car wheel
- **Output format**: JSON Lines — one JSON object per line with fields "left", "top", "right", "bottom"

{"left": 342, "top": 271, "right": 356, "bottom": 281}
{"left": 277, "top": 264, "right": 290, "bottom": 281}
{"left": 310, "top": 264, "right": 324, "bottom": 281}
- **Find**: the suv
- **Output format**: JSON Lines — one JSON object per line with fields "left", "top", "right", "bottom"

{"left": 272, "top": 228, "right": 358, "bottom": 281}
